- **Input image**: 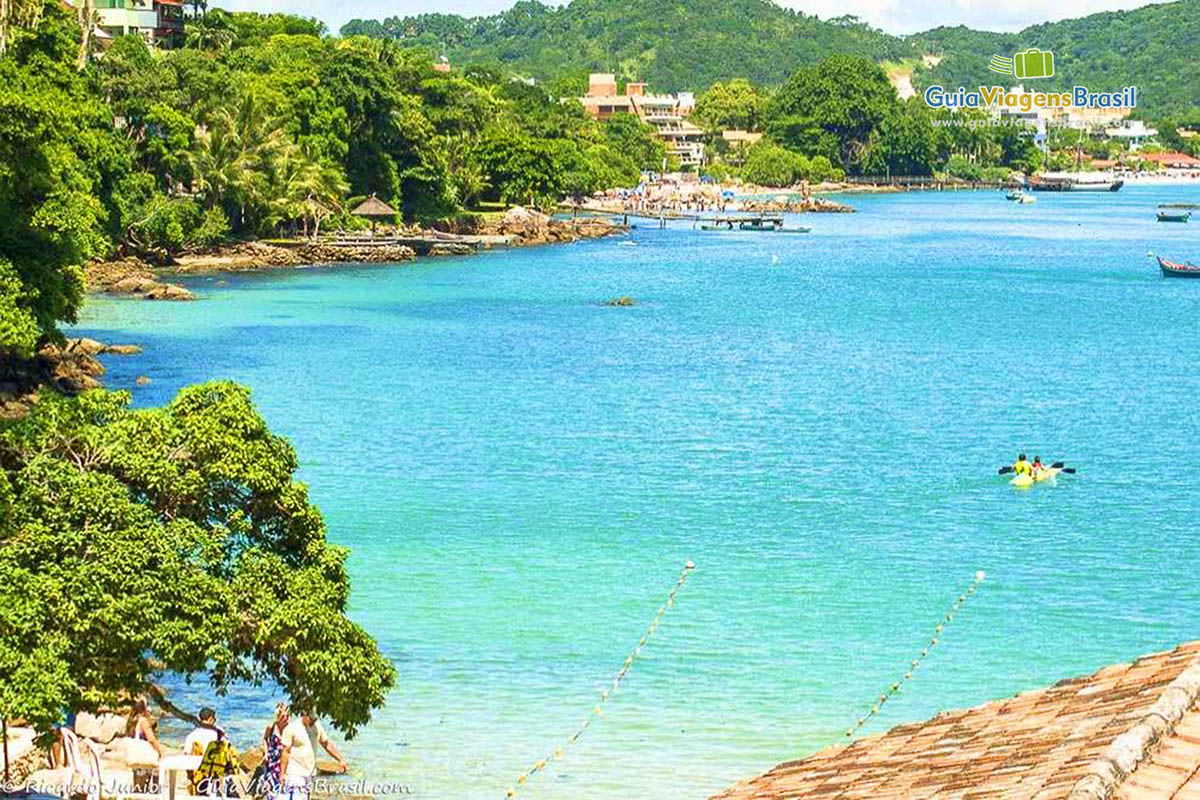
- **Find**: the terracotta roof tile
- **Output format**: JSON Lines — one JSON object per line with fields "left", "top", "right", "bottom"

{"left": 713, "top": 643, "right": 1200, "bottom": 800}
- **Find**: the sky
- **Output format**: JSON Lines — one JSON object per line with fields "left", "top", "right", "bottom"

{"left": 211, "top": 0, "right": 1168, "bottom": 38}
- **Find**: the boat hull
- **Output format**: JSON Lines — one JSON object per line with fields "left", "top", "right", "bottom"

{"left": 1029, "top": 178, "right": 1124, "bottom": 192}
{"left": 1157, "top": 213, "right": 1191, "bottom": 223}
{"left": 1158, "top": 256, "right": 1200, "bottom": 278}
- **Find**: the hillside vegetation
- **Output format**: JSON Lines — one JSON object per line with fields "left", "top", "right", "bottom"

{"left": 341, "top": 0, "right": 905, "bottom": 91}
{"left": 909, "top": 0, "right": 1200, "bottom": 114}
{"left": 342, "top": 0, "right": 1200, "bottom": 114}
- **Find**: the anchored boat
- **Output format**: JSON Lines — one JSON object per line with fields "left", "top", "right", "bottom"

{"left": 1156, "top": 256, "right": 1200, "bottom": 278}
{"left": 1028, "top": 172, "right": 1124, "bottom": 192}
{"left": 1157, "top": 210, "right": 1191, "bottom": 223}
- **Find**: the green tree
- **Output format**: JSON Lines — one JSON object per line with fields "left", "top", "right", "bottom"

{"left": 0, "top": 384, "right": 395, "bottom": 733}
{"left": 184, "top": 8, "right": 235, "bottom": 52}
{"left": 694, "top": 78, "right": 769, "bottom": 132}
{"left": 768, "top": 55, "right": 898, "bottom": 174}
{"left": 741, "top": 140, "right": 808, "bottom": 187}
{"left": 866, "top": 99, "right": 937, "bottom": 176}
{"left": 0, "top": 6, "right": 129, "bottom": 355}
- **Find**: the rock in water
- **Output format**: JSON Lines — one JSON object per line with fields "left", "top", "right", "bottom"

{"left": 136, "top": 375, "right": 152, "bottom": 386}
{"left": 69, "top": 337, "right": 107, "bottom": 356}
{"left": 604, "top": 296, "right": 636, "bottom": 307}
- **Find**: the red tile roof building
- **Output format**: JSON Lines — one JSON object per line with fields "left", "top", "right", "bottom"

{"left": 713, "top": 642, "right": 1200, "bottom": 800}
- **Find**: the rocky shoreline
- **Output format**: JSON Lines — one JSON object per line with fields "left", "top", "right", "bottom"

{"left": 87, "top": 207, "right": 625, "bottom": 301}
{"left": 1, "top": 337, "right": 143, "bottom": 419}
{"left": 1, "top": 208, "right": 626, "bottom": 418}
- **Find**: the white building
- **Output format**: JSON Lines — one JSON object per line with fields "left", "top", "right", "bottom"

{"left": 1104, "top": 120, "right": 1158, "bottom": 152}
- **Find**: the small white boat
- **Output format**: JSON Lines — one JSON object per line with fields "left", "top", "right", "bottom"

{"left": 1016, "top": 194, "right": 1037, "bottom": 204}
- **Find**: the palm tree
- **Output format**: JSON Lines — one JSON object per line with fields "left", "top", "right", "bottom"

{"left": 188, "top": 94, "right": 292, "bottom": 231}
{"left": 271, "top": 142, "right": 349, "bottom": 240}
{"left": 184, "top": 8, "right": 234, "bottom": 51}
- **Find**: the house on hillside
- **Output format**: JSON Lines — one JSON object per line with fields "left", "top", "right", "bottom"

{"left": 92, "top": 0, "right": 183, "bottom": 44}
{"left": 713, "top": 641, "right": 1200, "bottom": 800}
{"left": 1105, "top": 120, "right": 1158, "bottom": 152}
{"left": 577, "top": 73, "right": 706, "bottom": 167}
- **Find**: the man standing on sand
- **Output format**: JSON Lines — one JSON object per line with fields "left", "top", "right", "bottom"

{"left": 301, "top": 713, "right": 348, "bottom": 774}
{"left": 278, "top": 708, "right": 316, "bottom": 798}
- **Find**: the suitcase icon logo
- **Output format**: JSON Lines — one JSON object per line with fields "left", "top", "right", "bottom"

{"left": 989, "top": 49, "right": 1055, "bottom": 79}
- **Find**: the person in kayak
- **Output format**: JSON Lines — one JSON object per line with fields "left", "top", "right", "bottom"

{"left": 1031, "top": 455, "right": 1044, "bottom": 473}
{"left": 1013, "top": 453, "right": 1032, "bottom": 476}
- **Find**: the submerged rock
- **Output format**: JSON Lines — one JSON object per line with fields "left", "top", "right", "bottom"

{"left": 604, "top": 296, "right": 636, "bottom": 307}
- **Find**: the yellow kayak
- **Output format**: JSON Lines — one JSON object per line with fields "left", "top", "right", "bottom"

{"left": 1010, "top": 467, "right": 1060, "bottom": 488}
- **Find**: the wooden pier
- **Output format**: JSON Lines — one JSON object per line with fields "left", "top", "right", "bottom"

{"left": 322, "top": 231, "right": 514, "bottom": 253}
{"left": 845, "top": 176, "right": 1016, "bottom": 190}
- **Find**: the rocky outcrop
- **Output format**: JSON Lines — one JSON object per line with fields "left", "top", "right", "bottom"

{"left": 741, "top": 197, "right": 854, "bottom": 213}
{"left": 604, "top": 296, "right": 636, "bottom": 307}
{"left": 172, "top": 241, "right": 416, "bottom": 273}
{"left": 1, "top": 337, "right": 143, "bottom": 418}
{"left": 427, "top": 242, "right": 475, "bottom": 256}
{"left": 297, "top": 243, "right": 417, "bottom": 264}
{"left": 74, "top": 712, "right": 127, "bottom": 744}
{"left": 484, "top": 206, "right": 625, "bottom": 246}
{"left": 86, "top": 258, "right": 196, "bottom": 301}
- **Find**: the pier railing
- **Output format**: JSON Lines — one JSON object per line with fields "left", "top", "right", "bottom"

{"left": 845, "top": 175, "right": 1016, "bottom": 189}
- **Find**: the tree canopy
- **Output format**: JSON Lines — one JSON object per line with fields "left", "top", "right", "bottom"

{"left": 343, "top": 0, "right": 1200, "bottom": 115}
{"left": 0, "top": 383, "right": 396, "bottom": 734}
{"left": 341, "top": 0, "right": 902, "bottom": 92}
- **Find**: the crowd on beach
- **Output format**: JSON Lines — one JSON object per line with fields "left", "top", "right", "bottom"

{"left": 7, "top": 700, "right": 348, "bottom": 798}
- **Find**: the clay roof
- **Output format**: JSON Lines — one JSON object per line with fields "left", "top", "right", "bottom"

{"left": 1138, "top": 152, "right": 1200, "bottom": 167}
{"left": 713, "top": 642, "right": 1200, "bottom": 800}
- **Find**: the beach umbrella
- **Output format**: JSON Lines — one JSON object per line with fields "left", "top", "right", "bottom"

{"left": 351, "top": 194, "right": 398, "bottom": 234}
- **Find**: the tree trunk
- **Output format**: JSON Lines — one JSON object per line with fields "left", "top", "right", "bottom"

{"left": 1, "top": 0, "right": 10, "bottom": 57}
{"left": 76, "top": 0, "right": 93, "bottom": 71}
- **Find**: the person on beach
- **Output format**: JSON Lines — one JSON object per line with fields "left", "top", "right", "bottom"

{"left": 258, "top": 704, "right": 288, "bottom": 796}
{"left": 1013, "top": 453, "right": 1031, "bottom": 476}
{"left": 126, "top": 697, "right": 165, "bottom": 793}
{"left": 278, "top": 707, "right": 317, "bottom": 797}
{"left": 126, "top": 698, "right": 165, "bottom": 758}
{"left": 50, "top": 711, "right": 77, "bottom": 768}
{"left": 183, "top": 707, "right": 223, "bottom": 757}
{"left": 300, "top": 713, "right": 348, "bottom": 774}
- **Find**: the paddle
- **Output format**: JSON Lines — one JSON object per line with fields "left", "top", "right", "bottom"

{"left": 998, "top": 462, "right": 1077, "bottom": 475}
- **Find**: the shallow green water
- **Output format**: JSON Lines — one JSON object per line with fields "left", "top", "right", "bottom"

{"left": 74, "top": 185, "right": 1200, "bottom": 799}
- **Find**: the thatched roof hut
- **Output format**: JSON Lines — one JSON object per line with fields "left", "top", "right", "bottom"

{"left": 351, "top": 194, "right": 397, "bottom": 219}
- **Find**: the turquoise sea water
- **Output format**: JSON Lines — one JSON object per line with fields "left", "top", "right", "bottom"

{"left": 73, "top": 185, "right": 1200, "bottom": 799}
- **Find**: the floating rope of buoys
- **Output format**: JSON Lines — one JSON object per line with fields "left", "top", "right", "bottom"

{"left": 506, "top": 560, "right": 696, "bottom": 798}
{"left": 844, "top": 569, "right": 986, "bottom": 740}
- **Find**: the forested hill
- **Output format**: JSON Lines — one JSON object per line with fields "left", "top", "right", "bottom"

{"left": 342, "top": 0, "right": 1199, "bottom": 114}
{"left": 339, "top": 0, "right": 906, "bottom": 91}
{"left": 908, "top": 0, "right": 1200, "bottom": 114}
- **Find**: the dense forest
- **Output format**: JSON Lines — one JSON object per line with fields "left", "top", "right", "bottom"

{"left": 1, "top": 3, "right": 407, "bottom": 736}
{"left": 0, "top": 0, "right": 666, "bottom": 300}
{"left": 909, "top": 0, "right": 1200, "bottom": 115}
{"left": 340, "top": 0, "right": 906, "bottom": 92}
{"left": 343, "top": 0, "right": 1200, "bottom": 115}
